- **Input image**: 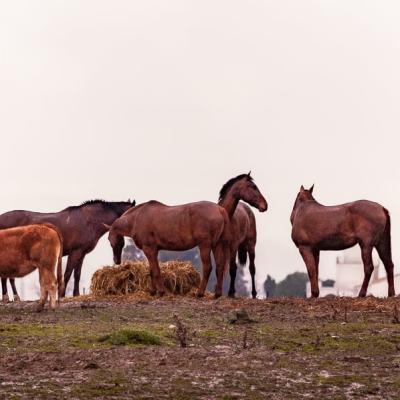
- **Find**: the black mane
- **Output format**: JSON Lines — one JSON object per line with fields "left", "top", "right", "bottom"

{"left": 63, "top": 199, "right": 135, "bottom": 211}
{"left": 80, "top": 199, "right": 109, "bottom": 206}
{"left": 218, "top": 174, "right": 253, "bottom": 201}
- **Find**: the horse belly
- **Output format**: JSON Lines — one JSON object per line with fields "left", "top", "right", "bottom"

{"left": 317, "top": 234, "right": 358, "bottom": 251}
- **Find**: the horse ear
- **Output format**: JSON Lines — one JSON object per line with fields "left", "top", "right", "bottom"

{"left": 132, "top": 200, "right": 136, "bottom": 206}
{"left": 247, "top": 171, "right": 252, "bottom": 177}
{"left": 300, "top": 185, "right": 305, "bottom": 192}
{"left": 309, "top": 184, "right": 314, "bottom": 194}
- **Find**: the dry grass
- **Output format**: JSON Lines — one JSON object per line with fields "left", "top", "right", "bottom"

{"left": 90, "top": 261, "right": 200, "bottom": 297}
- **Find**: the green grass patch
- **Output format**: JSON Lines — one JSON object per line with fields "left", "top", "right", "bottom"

{"left": 97, "top": 328, "right": 162, "bottom": 346}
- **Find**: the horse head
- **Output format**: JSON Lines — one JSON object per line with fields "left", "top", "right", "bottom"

{"left": 108, "top": 228, "right": 125, "bottom": 265}
{"left": 290, "top": 184, "right": 315, "bottom": 225}
{"left": 219, "top": 172, "right": 268, "bottom": 212}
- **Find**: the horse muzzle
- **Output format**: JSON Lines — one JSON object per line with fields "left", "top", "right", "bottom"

{"left": 259, "top": 201, "right": 268, "bottom": 212}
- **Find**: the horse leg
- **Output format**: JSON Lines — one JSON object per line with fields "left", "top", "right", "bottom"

{"left": 213, "top": 241, "right": 229, "bottom": 299}
{"left": 1, "top": 278, "right": 9, "bottom": 303}
{"left": 10, "top": 279, "right": 20, "bottom": 302}
{"left": 228, "top": 254, "right": 237, "bottom": 298}
{"left": 47, "top": 271, "right": 58, "bottom": 310}
{"left": 358, "top": 245, "right": 374, "bottom": 297}
{"left": 197, "top": 244, "right": 212, "bottom": 297}
{"left": 299, "top": 246, "right": 319, "bottom": 298}
{"left": 376, "top": 240, "right": 395, "bottom": 297}
{"left": 36, "top": 270, "right": 48, "bottom": 312}
{"left": 248, "top": 245, "right": 257, "bottom": 299}
{"left": 73, "top": 256, "right": 86, "bottom": 297}
{"left": 143, "top": 246, "right": 165, "bottom": 296}
{"left": 63, "top": 251, "right": 84, "bottom": 297}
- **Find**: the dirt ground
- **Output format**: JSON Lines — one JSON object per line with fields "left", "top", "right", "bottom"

{"left": 1, "top": 294, "right": 400, "bottom": 399}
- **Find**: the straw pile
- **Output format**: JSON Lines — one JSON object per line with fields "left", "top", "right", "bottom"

{"left": 90, "top": 261, "right": 201, "bottom": 296}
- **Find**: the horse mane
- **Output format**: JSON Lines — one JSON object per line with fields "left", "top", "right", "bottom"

{"left": 63, "top": 199, "right": 135, "bottom": 211}
{"left": 218, "top": 174, "right": 253, "bottom": 201}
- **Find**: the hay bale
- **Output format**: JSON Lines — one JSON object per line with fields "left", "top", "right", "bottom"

{"left": 90, "top": 261, "right": 200, "bottom": 296}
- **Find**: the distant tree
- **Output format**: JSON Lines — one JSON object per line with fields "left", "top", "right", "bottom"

{"left": 263, "top": 274, "right": 277, "bottom": 297}
{"left": 274, "top": 272, "right": 308, "bottom": 297}
{"left": 321, "top": 279, "right": 335, "bottom": 287}
{"left": 122, "top": 239, "right": 146, "bottom": 262}
{"left": 263, "top": 272, "right": 309, "bottom": 297}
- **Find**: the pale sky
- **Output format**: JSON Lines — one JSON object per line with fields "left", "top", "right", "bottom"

{"left": 1, "top": 1, "right": 400, "bottom": 295}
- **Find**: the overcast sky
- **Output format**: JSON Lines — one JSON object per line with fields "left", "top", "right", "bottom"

{"left": 1, "top": 1, "right": 400, "bottom": 294}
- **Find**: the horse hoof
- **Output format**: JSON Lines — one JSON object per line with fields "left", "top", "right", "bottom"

{"left": 13, "top": 295, "right": 21, "bottom": 302}
{"left": 228, "top": 292, "right": 235, "bottom": 298}
{"left": 196, "top": 292, "right": 204, "bottom": 298}
{"left": 214, "top": 293, "right": 222, "bottom": 299}
{"left": 2, "top": 295, "right": 10, "bottom": 303}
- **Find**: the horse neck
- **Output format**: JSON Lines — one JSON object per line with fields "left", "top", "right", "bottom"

{"left": 219, "top": 190, "right": 240, "bottom": 219}
{"left": 293, "top": 199, "right": 321, "bottom": 220}
{"left": 111, "top": 216, "right": 131, "bottom": 237}
{"left": 75, "top": 206, "right": 120, "bottom": 233}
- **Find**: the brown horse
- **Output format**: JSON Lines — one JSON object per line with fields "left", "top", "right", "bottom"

{"left": 0, "top": 199, "right": 135, "bottom": 300}
{"left": 291, "top": 185, "right": 395, "bottom": 298}
{"left": 108, "top": 174, "right": 267, "bottom": 298}
{"left": 0, "top": 224, "right": 63, "bottom": 311}
{"left": 217, "top": 174, "right": 267, "bottom": 298}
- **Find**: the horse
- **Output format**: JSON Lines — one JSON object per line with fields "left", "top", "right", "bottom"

{"left": 290, "top": 185, "right": 395, "bottom": 298}
{"left": 0, "top": 224, "right": 63, "bottom": 311}
{"left": 0, "top": 199, "right": 135, "bottom": 301}
{"left": 217, "top": 173, "right": 267, "bottom": 298}
{"left": 107, "top": 173, "right": 267, "bottom": 298}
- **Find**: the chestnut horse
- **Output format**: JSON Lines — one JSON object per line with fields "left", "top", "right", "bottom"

{"left": 291, "top": 185, "right": 395, "bottom": 298}
{"left": 108, "top": 174, "right": 267, "bottom": 298}
{"left": 0, "top": 199, "right": 135, "bottom": 300}
{"left": 0, "top": 224, "right": 63, "bottom": 311}
{"left": 217, "top": 174, "right": 267, "bottom": 298}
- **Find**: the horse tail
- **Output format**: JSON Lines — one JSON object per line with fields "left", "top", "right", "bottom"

{"left": 218, "top": 208, "right": 232, "bottom": 275}
{"left": 56, "top": 237, "right": 64, "bottom": 300}
{"left": 381, "top": 207, "right": 392, "bottom": 256}
{"left": 42, "top": 223, "right": 64, "bottom": 299}
{"left": 238, "top": 242, "right": 248, "bottom": 266}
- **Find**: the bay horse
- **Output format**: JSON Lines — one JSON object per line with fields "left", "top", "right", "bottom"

{"left": 0, "top": 199, "right": 135, "bottom": 301}
{"left": 0, "top": 224, "right": 63, "bottom": 311}
{"left": 107, "top": 174, "right": 267, "bottom": 298}
{"left": 291, "top": 185, "right": 395, "bottom": 298}
{"left": 217, "top": 173, "right": 267, "bottom": 298}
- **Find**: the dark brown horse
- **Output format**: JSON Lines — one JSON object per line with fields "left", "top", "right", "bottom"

{"left": 217, "top": 174, "right": 267, "bottom": 298}
{"left": 108, "top": 174, "right": 267, "bottom": 298}
{"left": 0, "top": 224, "right": 63, "bottom": 311}
{"left": 291, "top": 185, "right": 395, "bottom": 298}
{"left": 0, "top": 199, "right": 135, "bottom": 300}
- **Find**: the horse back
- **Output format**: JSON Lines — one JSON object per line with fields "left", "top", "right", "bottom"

{"left": 128, "top": 200, "right": 228, "bottom": 249}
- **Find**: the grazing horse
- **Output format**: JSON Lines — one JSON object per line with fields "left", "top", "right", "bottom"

{"left": 108, "top": 174, "right": 267, "bottom": 298}
{"left": 291, "top": 185, "right": 395, "bottom": 298}
{"left": 217, "top": 173, "right": 267, "bottom": 298}
{"left": 0, "top": 224, "right": 63, "bottom": 311}
{"left": 0, "top": 199, "right": 135, "bottom": 300}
